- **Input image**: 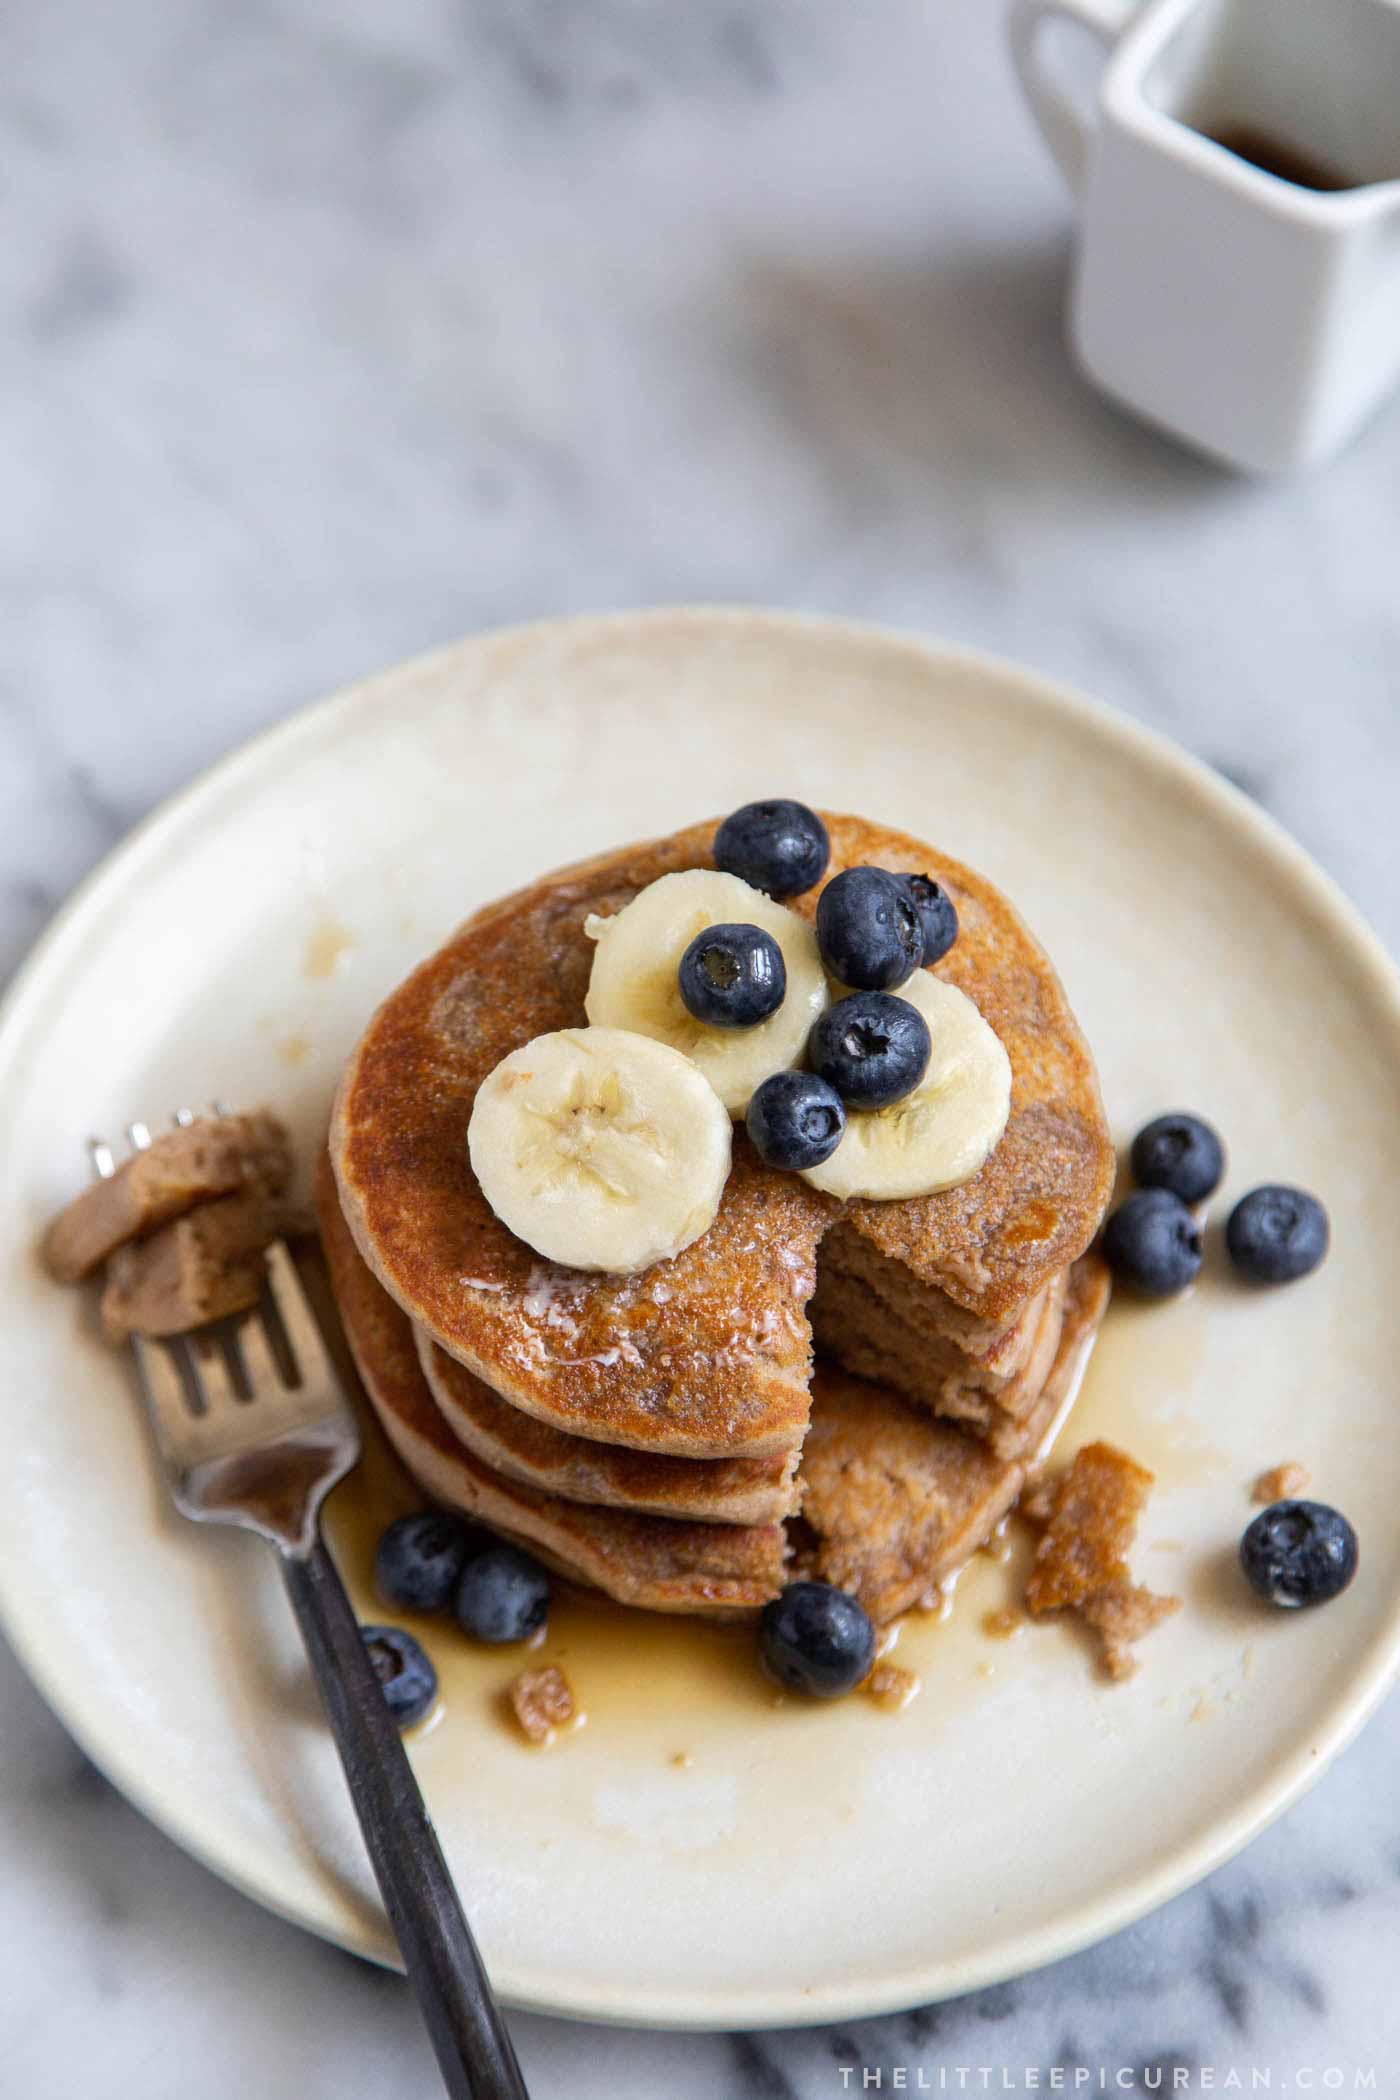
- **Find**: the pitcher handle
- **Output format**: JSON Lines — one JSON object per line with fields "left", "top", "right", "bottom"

{"left": 1008, "top": 0, "right": 1137, "bottom": 201}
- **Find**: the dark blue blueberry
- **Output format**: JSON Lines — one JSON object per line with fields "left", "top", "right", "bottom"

{"left": 815, "top": 867, "right": 924, "bottom": 991}
{"left": 1240, "top": 1500, "right": 1358, "bottom": 1608}
{"left": 455, "top": 1542, "right": 551, "bottom": 1644}
{"left": 1226, "top": 1185, "right": 1329, "bottom": 1284}
{"left": 759, "top": 1581, "right": 876, "bottom": 1698}
{"left": 1101, "top": 1188, "right": 1203, "bottom": 1297}
{"left": 375, "top": 1511, "right": 479, "bottom": 1613}
{"left": 677, "top": 921, "right": 786, "bottom": 1030}
{"left": 809, "top": 990, "right": 931, "bottom": 1110}
{"left": 361, "top": 1625, "right": 438, "bottom": 1727}
{"left": 746, "top": 1069, "right": 846, "bottom": 1171}
{"left": 1130, "top": 1112, "right": 1226, "bottom": 1204}
{"left": 713, "top": 800, "right": 829, "bottom": 899}
{"left": 899, "top": 874, "right": 959, "bottom": 966}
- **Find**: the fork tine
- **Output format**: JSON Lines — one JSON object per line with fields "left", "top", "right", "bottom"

{"left": 188, "top": 1331, "right": 239, "bottom": 1413}
{"left": 265, "top": 1242, "right": 335, "bottom": 1388}
{"left": 84, "top": 1115, "right": 357, "bottom": 1558}
{"left": 236, "top": 1309, "right": 285, "bottom": 1394}
{"left": 131, "top": 1333, "right": 198, "bottom": 1454}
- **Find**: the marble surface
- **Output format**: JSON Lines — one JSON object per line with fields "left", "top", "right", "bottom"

{"left": 3, "top": 2, "right": 1399, "bottom": 2093}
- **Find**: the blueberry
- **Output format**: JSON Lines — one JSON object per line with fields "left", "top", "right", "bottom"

{"left": 361, "top": 1625, "right": 438, "bottom": 1727}
{"left": 815, "top": 867, "right": 924, "bottom": 991}
{"left": 809, "top": 991, "right": 931, "bottom": 1110}
{"left": 759, "top": 1581, "right": 876, "bottom": 1698}
{"left": 677, "top": 922, "right": 786, "bottom": 1030}
{"left": 1226, "top": 1185, "right": 1329, "bottom": 1284}
{"left": 899, "top": 874, "right": 959, "bottom": 966}
{"left": 1240, "top": 1500, "right": 1358, "bottom": 1609}
{"left": 1130, "top": 1112, "right": 1226, "bottom": 1204}
{"left": 1101, "top": 1188, "right": 1203, "bottom": 1297}
{"left": 746, "top": 1069, "right": 846, "bottom": 1171}
{"left": 455, "top": 1542, "right": 550, "bottom": 1644}
{"left": 375, "top": 1511, "right": 479, "bottom": 1613}
{"left": 713, "top": 800, "right": 829, "bottom": 899}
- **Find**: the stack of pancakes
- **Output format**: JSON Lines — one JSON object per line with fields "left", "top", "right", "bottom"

{"left": 321, "top": 815, "right": 1115, "bottom": 1622}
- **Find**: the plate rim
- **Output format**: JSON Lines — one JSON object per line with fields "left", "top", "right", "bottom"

{"left": 3, "top": 603, "right": 1400, "bottom": 2029}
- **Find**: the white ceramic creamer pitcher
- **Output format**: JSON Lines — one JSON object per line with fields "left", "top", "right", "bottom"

{"left": 1008, "top": 0, "right": 1400, "bottom": 470}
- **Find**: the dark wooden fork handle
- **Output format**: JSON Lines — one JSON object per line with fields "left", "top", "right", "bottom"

{"left": 281, "top": 1536, "right": 529, "bottom": 2100}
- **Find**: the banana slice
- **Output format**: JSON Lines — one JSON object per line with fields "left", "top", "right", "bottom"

{"left": 584, "top": 870, "right": 829, "bottom": 1116}
{"left": 468, "top": 1026, "right": 731, "bottom": 1273}
{"left": 802, "top": 972, "right": 1011, "bottom": 1201}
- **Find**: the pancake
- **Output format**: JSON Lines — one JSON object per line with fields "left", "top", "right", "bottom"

{"left": 316, "top": 1151, "right": 788, "bottom": 1615}
{"left": 332, "top": 814, "right": 1113, "bottom": 1462}
{"left": 416, "top": 1325, "right": 800, "bottom": 1526}
{"left": 797, "top": 1256, "right": 1110, "bottom": 1621}
{"left": 319, "top": 1150, "right": 1111, "bottom": 1623}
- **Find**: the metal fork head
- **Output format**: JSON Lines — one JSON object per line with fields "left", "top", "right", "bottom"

{"left": 94, "top": 1113, "right": 360, "bottom": 1556}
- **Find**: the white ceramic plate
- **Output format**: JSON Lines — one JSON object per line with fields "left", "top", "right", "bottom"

{"left": 3, "top": 609, "right": 1400, "bottom": 2031}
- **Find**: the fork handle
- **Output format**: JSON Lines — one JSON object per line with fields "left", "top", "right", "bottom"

{"left": 280, "top": 1535, "right": 529, "bottom": 2100}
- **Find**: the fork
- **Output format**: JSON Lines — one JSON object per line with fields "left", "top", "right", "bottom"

{"left": 93, "top": 1115, "right": 529, "bottom": 2100}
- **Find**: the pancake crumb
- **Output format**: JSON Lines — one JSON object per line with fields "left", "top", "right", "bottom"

{"left": 1019, "top": 1480, "right": 1056, "bottom": 1527}
{"left": 1252, "top": 1460, "right": 1310, "bottom": 1504}
{"left": 1024, "top": 1441, "right": 1180, "bottom": 1681}
{"left": 508, "top": 1665, "right": 577, "bottom": 1745}
{"left": 864, "top": 1661, "right": 920, "bottom": 1711}
{"left": 1079, "top": 1579, "right": 1179, "bottom": 1681}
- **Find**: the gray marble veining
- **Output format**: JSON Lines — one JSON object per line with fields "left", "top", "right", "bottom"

{"left": 3, "top": 2, "right": 1399, "bottom": 2093}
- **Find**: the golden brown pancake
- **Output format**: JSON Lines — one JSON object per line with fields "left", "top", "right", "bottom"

{"left": 332, "top": 814, "right": 1114, "bottom": 1459}
{"left": 316, "top": 1152, "right": 788, "bottom": 1614}
{"left": 415, "top": 1325, "right": 800, "bottom": 1526}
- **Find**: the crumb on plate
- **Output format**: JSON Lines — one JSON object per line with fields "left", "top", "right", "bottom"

{"left": 1024, "top": 1441, "right": 1180, "bottom": 1681}
{"left": 508, "top": 1665, "right": 577, "bottom": 1745}
{"left": 864, "top": 1661, "right": 920, "bottom": 1711}
{"left": 1252, "top": 1461, "right": 1310, "bottom": 1504}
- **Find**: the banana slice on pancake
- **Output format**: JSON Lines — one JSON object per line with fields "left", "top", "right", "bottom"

{"left": 802, "top": 972, "right": 1011, "bottom": 1202}
{"left": 584, "top": 870, "right": 829, "bottom": 1115}
{"left": 468, "top": 1025, "right": 731, "bottom": 1273}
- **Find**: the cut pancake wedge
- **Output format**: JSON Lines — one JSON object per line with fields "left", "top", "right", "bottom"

{"left": 799, "top": 1257, "right": 1110, "bottom": 1621}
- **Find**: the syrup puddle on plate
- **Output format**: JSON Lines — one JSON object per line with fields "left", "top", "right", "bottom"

{"left": 321, "top": 1413, "right": 1050, "bottom": 1753}
{"left": 314, "top": 1253, "right": 1195, "bottom": 1752}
